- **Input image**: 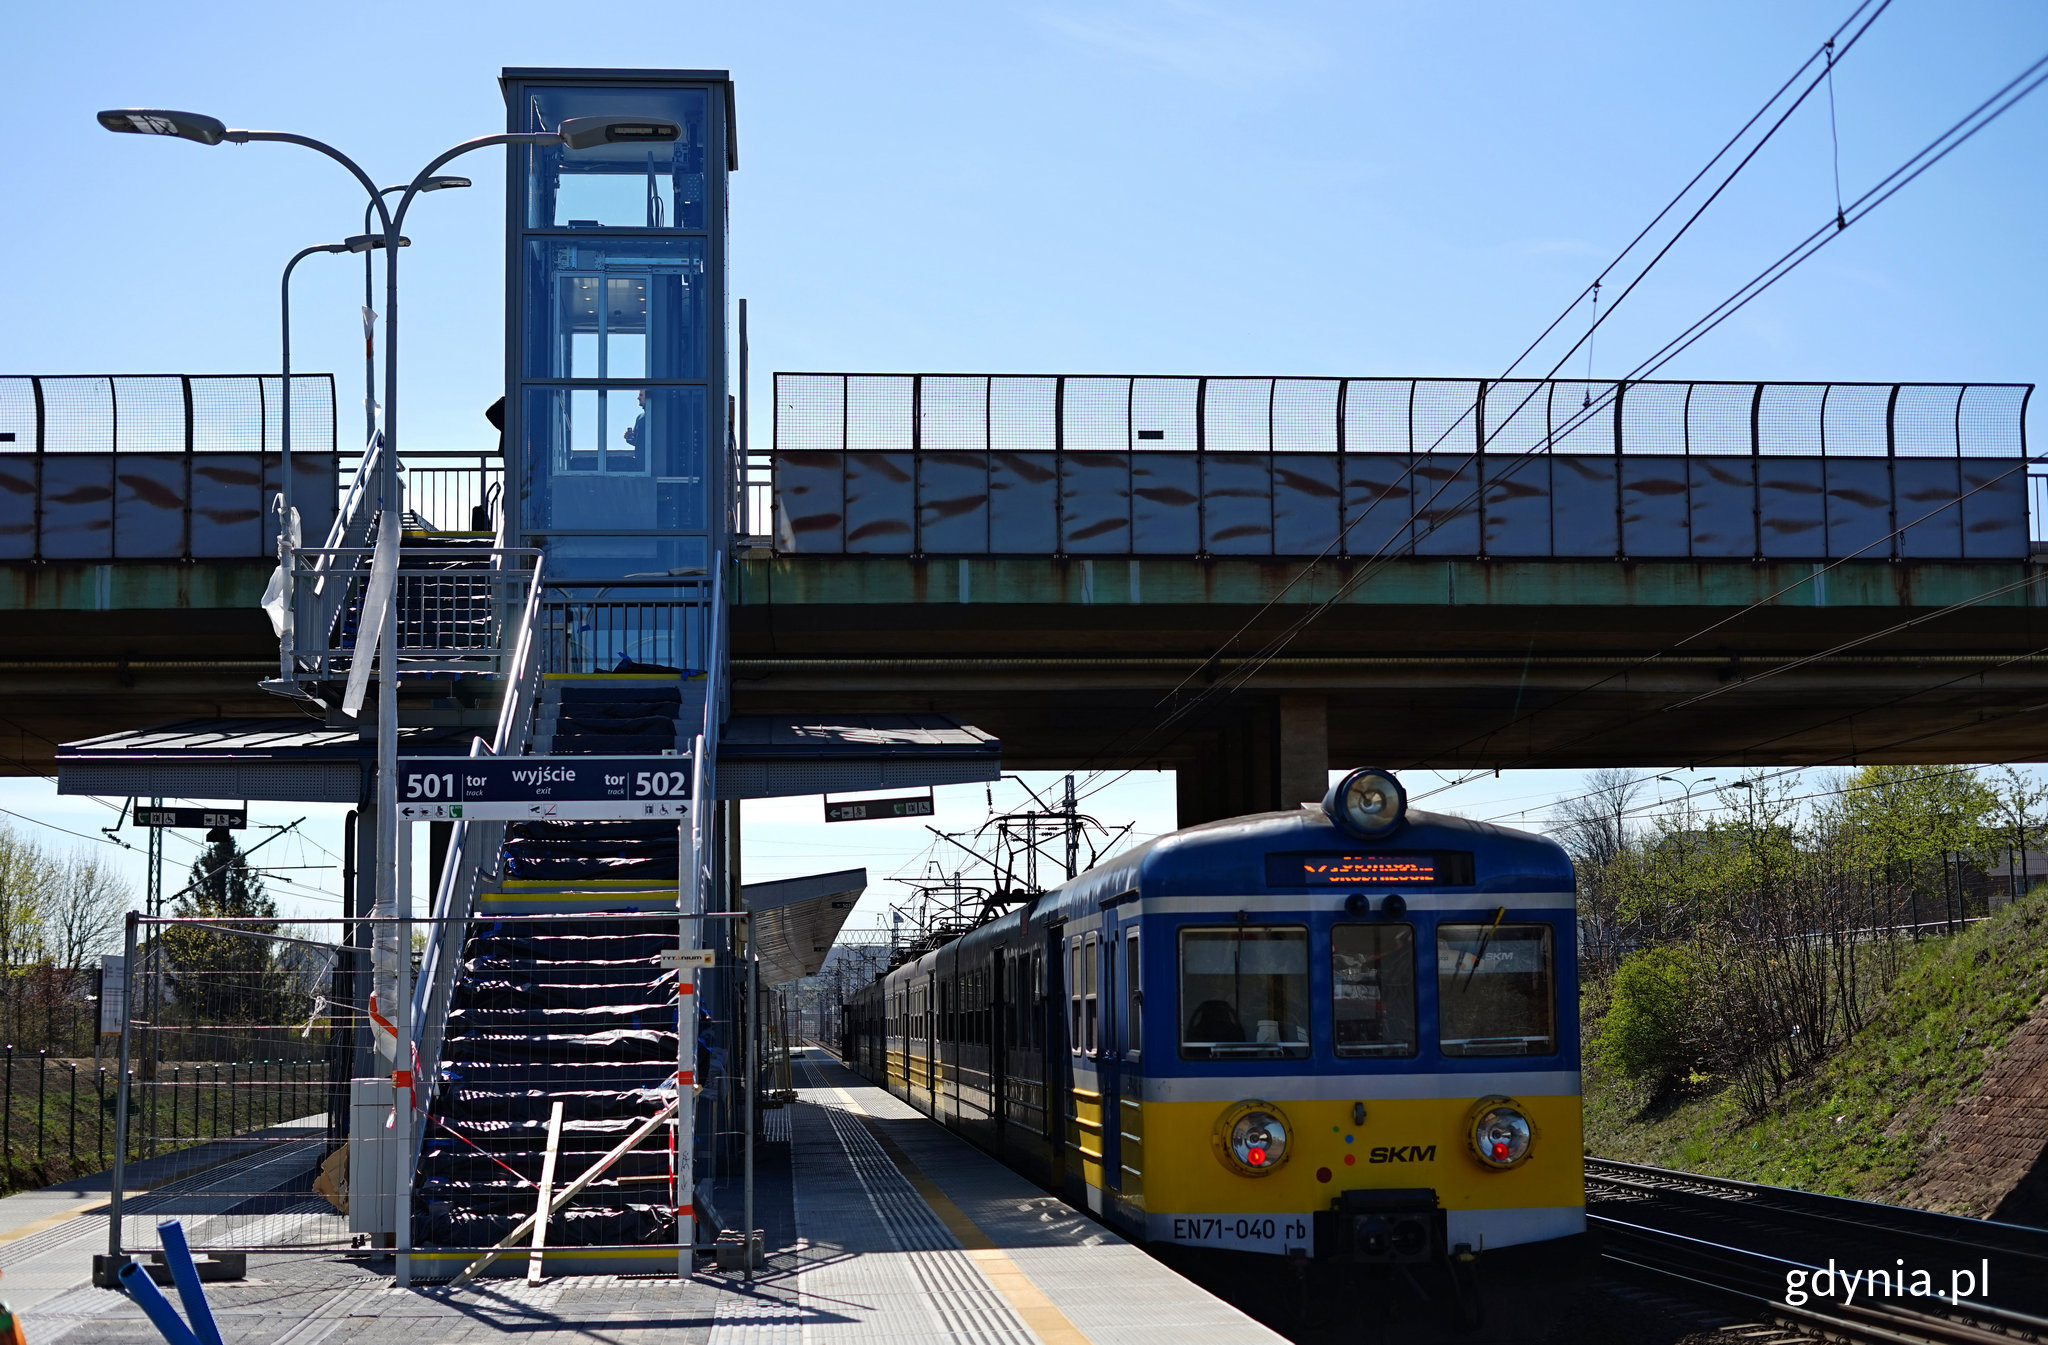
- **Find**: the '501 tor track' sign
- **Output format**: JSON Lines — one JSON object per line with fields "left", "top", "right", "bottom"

{"left": 394, "top": 756, "right": 692, "bottom": 821}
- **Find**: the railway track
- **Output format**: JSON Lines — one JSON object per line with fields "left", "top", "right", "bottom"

{"left": 1587, "top": 1156, "right": 2048, "bottom": 1344}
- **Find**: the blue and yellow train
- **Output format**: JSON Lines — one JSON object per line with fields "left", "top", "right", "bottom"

{"left": 843, "top": 768, "right": 1584, "bottom": 1274}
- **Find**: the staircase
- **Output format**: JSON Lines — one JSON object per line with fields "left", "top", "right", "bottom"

{"left": 296, "top": 437, "right": 728, "bottom": 1278}
{"left": 410, "top": 671, "right": 710, "bottom": 1276}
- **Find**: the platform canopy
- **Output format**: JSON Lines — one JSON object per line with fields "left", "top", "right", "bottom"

{"left": 740, "top": 868, "right": 866, "bottom": 986}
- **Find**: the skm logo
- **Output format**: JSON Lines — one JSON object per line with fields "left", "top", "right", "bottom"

{"left": 1368, "top": 1145, "right": 1437, "bottom": 1164}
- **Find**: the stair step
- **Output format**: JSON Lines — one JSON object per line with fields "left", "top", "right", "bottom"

{"left": 418, "top": 658, "right": 703, "bottom": 1256}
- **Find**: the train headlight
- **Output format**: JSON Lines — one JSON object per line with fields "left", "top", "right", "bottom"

{"left": 1214, "top": 1100, "right": 1292, "bottom": 1176}
{"left": 1467, "top": 1096, "right": 1533, "bottom": 1168}
{"left": 1325, "top": 768, "right": 1406, "bottom": 839}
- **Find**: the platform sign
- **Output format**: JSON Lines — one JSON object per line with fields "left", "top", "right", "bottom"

{"left": 823, "top": 792, "right": 935, "bottom": 823}
{"left": 395, "top": 756, "right": 692, "bottom": 821}
{"left": 98, "top": 954, "right": 125, "bottom": 1036}
{"left": 133, "top": 805, "right": 245, "bottom": 830}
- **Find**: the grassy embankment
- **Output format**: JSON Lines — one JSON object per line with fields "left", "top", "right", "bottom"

{"left": 1583, "top": 887, "right": 2048, "bottom": 1202}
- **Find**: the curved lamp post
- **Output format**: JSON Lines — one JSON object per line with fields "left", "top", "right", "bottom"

{"left": 96, "top": 107, "right": 685, "bottom": 1286}
{"left": 282, "top": 234, "right": 405, "bottom": 539}
{"left": 363, "top": 179, "right": 468, "bottom": 448}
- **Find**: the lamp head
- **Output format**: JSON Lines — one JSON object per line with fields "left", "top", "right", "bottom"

{"left": 556, "top": 116, "right": 682, "bottom": 150}
{"left": 343, "top": 235, "right": 411, "bottom": 254}
{"left": 96, "top": 108, "right": 228, "bottom": 146}
{"left": 422, "top": 175, "right": 471, "bottom": 191}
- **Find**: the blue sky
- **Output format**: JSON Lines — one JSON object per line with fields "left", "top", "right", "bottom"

{"left": 3, "top": 1, "right": 2046, "bottom": 927}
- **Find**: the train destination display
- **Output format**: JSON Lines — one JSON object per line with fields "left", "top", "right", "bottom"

{"left": 395, "top": 756, "right": 693, "bottom": 820}
{"left": 1265, "top": 851, "right": 1474, "bottom": 887}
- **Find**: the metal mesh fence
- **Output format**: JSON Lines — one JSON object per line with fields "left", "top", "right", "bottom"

{"left": 771, "top": 374, "right": 2042, "bottom": 557}
{"left": 0, "top": 375, "right": 336, "bottom": 454}
{"left": 775, "top": 374, "right": 2030, "bottom": 459}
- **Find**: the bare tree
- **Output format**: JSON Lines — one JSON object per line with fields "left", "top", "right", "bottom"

{"left": 1552, "top": 768, "right": 1646, "bottom": 870}
{"left": 45, "top": 849, "right": 128, "bottom": 970}
{"left": 1550, "top": 768, "right": 1645, "bottom": 971}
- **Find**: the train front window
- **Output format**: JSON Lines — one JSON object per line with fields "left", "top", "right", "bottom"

{"left": 1179, "top": 925, "right": 1310, "bottom": 1059}
{"left": 1331, "top": 923, "right": 1418, "bottom": 1057}
{"left": 1436, "top": 922, "right": 1556, "bottom": 1057}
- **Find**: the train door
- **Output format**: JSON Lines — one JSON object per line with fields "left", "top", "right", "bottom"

{"left": 1097, "top": 926, "right": 1122, "bottom": 1199}
{"left": 1044, "top": 923, "right": 1068, "bottom": 1191}
{"left": 991, "top": 947, "right": 1009, "bottom": 1142}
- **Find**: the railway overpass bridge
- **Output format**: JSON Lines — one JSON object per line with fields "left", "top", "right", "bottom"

{"left": 5, "top": 370, "right": 2045, "bottom": 824}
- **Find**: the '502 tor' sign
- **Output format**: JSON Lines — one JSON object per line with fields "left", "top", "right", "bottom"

{"left": 395, "top": 756, "right": 693, "bottom": 820}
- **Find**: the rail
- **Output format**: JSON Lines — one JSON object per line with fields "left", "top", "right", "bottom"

{"left": 1588, "top": 1157, "right": 2048, "bottom": 1343}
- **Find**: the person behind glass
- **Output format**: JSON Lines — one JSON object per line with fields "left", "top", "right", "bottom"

{"left": 619, "top": 388, "right": 650, "bottom": 471}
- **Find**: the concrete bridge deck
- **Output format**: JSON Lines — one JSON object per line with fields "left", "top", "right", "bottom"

{"left": 7, "top": 551, "right": 2048, "bottom": 810}
{"left": 731, "top": 554, "right": 2048, "bottom": 812}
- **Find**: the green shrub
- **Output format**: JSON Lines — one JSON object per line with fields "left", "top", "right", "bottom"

{"left": 1597, "top": 945, "right": 1700, "bottom": 1084}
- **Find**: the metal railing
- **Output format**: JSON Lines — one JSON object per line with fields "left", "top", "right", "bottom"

{"left": 774, "top": 373, "right": 2032, "bottom": 458}
{"left": 279, "top": 546, "right": 541, "bottom": 685}
{"left": 1, "top": 375, "right": 341, "bottom": 562}
{"left": 410, "top": 549, "right": 549, "bottom": 1122}
{"left": 538, "top": 578, "right": 717, "bottom": 674}
{"left": 770, "top": 373, "right": 2040, "bottom": 562}
{"left": 338, "top": 449, "right": 503, "bottom": 537}
{"left": 0, "top": 374, "right": 336, "bottom": 454}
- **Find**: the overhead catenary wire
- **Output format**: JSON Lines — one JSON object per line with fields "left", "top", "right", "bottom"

{"left": 1064, "top": 0, "right": 1901, "bottom": 806}
{"left": 1374, "top": 42, "right": 2048, "bottom": 785}
{"left": 1493, "top": 757, "right": 2030, "bottom": 830}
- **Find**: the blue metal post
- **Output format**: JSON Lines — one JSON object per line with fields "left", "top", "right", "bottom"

{"left": 155, "top": 1222, "right": 223, "bottom": 1345}
{"left": 114, "top": 1260, "right": 201, "bottom": 1345}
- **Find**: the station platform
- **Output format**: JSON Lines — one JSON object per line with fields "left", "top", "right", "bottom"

{"left": 10, "top": 1048, "right": 1284, "bottom": 1344}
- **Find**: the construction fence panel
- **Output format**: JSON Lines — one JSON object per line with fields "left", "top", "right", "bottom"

{"left": 110, "top": 918, "right": 356, "bottom": 1258}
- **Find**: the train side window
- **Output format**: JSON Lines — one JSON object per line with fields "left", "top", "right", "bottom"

{"left": 1124, "top": 932, "right": 1141, "bottom": 1058}
{"left": 1068, "top": 937, "right": 1083, "bottom": 1054}
{"left": 1083, "top": 932, "right": 1100, "bottom": 1057}
{"left": 1437, "top": 922, "right": 1557, "bottom": 1057}
{"left": 1332, "top": 923, "right": 1418, "bottom": 1057}
{"left": 1179, "top": 925, "right": 1310, "bottom": 1059}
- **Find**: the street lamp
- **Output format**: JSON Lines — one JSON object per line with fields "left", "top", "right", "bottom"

{"left": 1656, "top": 774, "right": 1719, "bottom": 811}
{"left": 362, "top": 179, "right": 468, "bottom": 449}
{"left": 281, "top": 234, "right": 407, "bottom": 545}
{"left": 98, "top": 107, "right": 683, "bottom": 1284}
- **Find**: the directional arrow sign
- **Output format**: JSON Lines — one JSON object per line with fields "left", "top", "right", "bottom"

{"left": 133, "top": 805, "right": 246, "bottom": 830}
{"left": 396, "top": 756, "right": 693, "bottom": 821}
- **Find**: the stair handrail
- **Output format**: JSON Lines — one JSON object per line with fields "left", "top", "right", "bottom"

{"left": 289, "top": 430, "right": 389, "bottom": 676}
{"left": 408, "top": 548, "right": 547, "bottom": 1123}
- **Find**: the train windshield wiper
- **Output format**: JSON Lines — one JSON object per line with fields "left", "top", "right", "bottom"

{"left": 1457, "top": 907, "right": 1508, "bottom": 989}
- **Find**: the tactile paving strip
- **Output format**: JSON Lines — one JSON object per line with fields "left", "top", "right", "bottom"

{"left": 789, "top": 1065, "right": 1035, "bottom": 1345}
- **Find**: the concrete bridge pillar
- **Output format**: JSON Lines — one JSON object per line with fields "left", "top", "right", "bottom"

{"left": 1174, "top": 694, "right": 1328, "bottom": 828}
